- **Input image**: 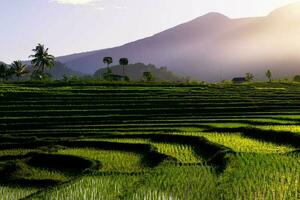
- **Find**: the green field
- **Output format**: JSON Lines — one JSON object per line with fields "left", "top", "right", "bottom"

{"left": 1, "top": 82, "right": 300, "bottom": 199}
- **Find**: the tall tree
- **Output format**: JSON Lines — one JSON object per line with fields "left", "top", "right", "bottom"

{"left": 119, "top": 58, "right": 129, "bottom": 76}
{"left": 245, "top": 73, "right": 254, "bottom": 82}
{"left": 103, "top": 68, "right": 113, "bottom": 81}
{"left": 29, "top": 44, "right": 55, "bottom": 79}
{"left": 0, "top": 63, "right": 8, "bottom": 81}
{"left": 103, "top": 57, "right": 113, "bottom": 72}
{"left": 11, "top": 61, "right": 29, "bottom": 80}
{"left": 265, "top": 69, "right": 272, "bottom": 82}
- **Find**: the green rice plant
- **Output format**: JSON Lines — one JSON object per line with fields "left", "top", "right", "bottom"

{"left": 248, "top": 118, "right": 296, "bottom": 124}
{"left": 218, "top": 153, "right": 300, "bottom": 199}
{"left": 3, "top": 160, "right": 70, "bottom": 183}
{"left": 3, "top": 83, "right": 300, "bottom": 199}
{"left": 176, "top": 127, "right": 205, "bottom": 132}
{"left": 169, "top": 131, "right": 203, "bottom": 137}
{"left": 58, "top": 148, "right": 145, "bottom": 172}
{"left": 0, "top": 185, "right": 38, "bottom": 200}
{"left": 273, "top": 115, "right": 300, "bottom": 120}
{"left": 21, "top": 167, "right": 69, "bottom": 182}
{"left": 0, "top": 149, "right": 34, "bottom": 156}
{"left": 255, "top": 87, "right": 287, "bottom": 90}
{"left": 257, "top": 125, "right": 300, "bottom": 134}
{"left": 204, "top": 122, "right": 248, "bottom": 128}
{"left": 30, "top": 174, "right": 141, "bottom": 200}
{"left": 152, "top": 143, "right": 202, "bottom": 163}
{"left": 81, "top": 138, "right": 150, "bottom": 144}
{"left": 198, "top": 133, "right": 295, "bottom": 153}
{"left": 84, "top": 139, "right": 202, "bottom": 163}
{"left": 131, "top": 165, "right": 218, "bottom": 200}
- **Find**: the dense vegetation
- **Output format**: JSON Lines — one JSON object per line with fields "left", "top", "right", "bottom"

{"left": 0, "top": 44, "right": 81, "bottom": 81}
{"left": 94, "top": 63, "right": 182, "bottom": 82}
{"left": 1, "top": 82, "right": 300, "bottom": 199}
{"left": 1, "top": 43, "right": 182, "bottom": 82}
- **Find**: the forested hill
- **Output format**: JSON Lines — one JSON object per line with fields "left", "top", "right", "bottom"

{"left": 94, "top": 63, "right": 183, "bottom": 81}
{"left": 45, "top": 62, "right": 83, "bottom": 79}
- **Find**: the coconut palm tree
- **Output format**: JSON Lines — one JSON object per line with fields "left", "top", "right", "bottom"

{"left": 11, "top": 61, "right": 29, "bottom": 81}
{"left": 103, "top": 57, "right": 113, "bottom": 71}
{"left": 29, "top": 44, "right": 55, "bottom": 78}
{"left": 119, "top": 58, "right": 129, "bottom": 76}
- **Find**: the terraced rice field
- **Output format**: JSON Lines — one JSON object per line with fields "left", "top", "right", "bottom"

{"left": 197, "top": 133, "right": 295, "bottom": 153}
{"left": 58, "top": 148, "right": 145, "bottom": 172}
{"left": 1, "top": 82, "right": 300, "bottom": 199}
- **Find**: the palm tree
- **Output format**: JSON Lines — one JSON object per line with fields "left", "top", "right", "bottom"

{"left": 0, "top": 63, "right": 8, "bottom": 81}
{"left": 11, "top": 61, "right": 29, "bottom": 80}
{"left": 119, "top": 58, "right": 129, "bottom": 77}
{"left": 103, "top": 57, "right": 113, "bottom": 72}
{"left": 29, "top": 44, "right": 55, "bottom": 77}
{"left": 265, "top": 69, "right": 272, "bottom": 82}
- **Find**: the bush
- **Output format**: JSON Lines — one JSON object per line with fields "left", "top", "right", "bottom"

{"left": 293, "top": 75, "right": 300, "bottom": 82}
{"left": 124, "top": 76, "right": 130, "bottom": 82}
{"left": 143, "top": 71, "right": 155, "bottom": 82}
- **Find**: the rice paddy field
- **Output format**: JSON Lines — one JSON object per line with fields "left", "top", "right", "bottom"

{"left": 1, "top": 82, "right": 300, "bottom": 199}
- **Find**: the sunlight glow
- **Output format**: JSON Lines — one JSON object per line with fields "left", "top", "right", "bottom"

{"left": 51, "top": 0, "right": 101, "bottom": 5}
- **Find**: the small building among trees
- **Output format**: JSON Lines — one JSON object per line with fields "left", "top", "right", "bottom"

{"left": 232, "top": 77, "right": 246, "bottom": 84}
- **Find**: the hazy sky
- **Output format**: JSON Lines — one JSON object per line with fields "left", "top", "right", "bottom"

{"left": 0, "top": 0, "right": 299, "bottom": 63}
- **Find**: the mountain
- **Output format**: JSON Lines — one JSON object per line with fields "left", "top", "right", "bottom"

{"left": 94, "top": 63, "right": 183, "bottom": 81}
{"left": 57, "top": 3, "right": 300, "bottom": 82}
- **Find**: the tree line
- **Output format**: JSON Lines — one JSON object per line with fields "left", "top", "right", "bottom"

{"left": 0, "top": 44, "right": 55, "bottom": 81}
{"left": 0, "top": 44, "right": 155, "bottom": 82}
{"left": 101, "top": 56, "right": 154, "bottom": 82}
{"left": 244, "top": 70, "right": 272, "bottom": 82}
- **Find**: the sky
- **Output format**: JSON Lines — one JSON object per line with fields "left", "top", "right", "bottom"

{"left": 0, "top": 0, "right": 299, "bottom": 63}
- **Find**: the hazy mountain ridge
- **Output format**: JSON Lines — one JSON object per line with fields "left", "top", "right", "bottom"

{"left": 57, "top": 3, "right": 300, "bottom": 81}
